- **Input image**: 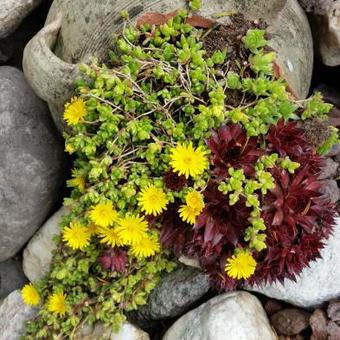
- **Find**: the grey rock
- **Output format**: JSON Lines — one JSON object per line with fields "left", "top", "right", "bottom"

{"left": 327, "top": 321, "right": 340, "bottom": 339}
{"left": 0, "top": 290, "right": 37, "bottom": 340}
{"left": 319, "top": 158, "right": 338, "bottom": 179}
{"left": 0, "top": 0, "right": 44, "bottom": 39}
{"left": 319, "top": 179, "right": 340, "bottom": 203}
{"left": 247, "top": 217, "right": 340, "bottom": 308}
{"left": 136, "top": 265, "right": 210, "bottom": 321}
{"left": 270, "top": 308, "right": 311, "bottom": 336}
{"left": 0, "top": 66, "right": 64, "bottom": 262}
{"left": 310, "top": 309, "right": 328, "bottom": 340}
{"left": 23, "top": 207, "right": 68, "bottom": 283}
{"left": 327, "top": 301, "right": 340, "bottom": 322}
{"left": 163, "top": 291, "right": 276, "bottom": 340}
{"left": 0, "top": 258, "right": 27, "bottom": 299}
{"left": 327, "top": 143, "right": 340, "bottom": 157}
{"left": 299, "top": 0, "right": 340, "bottom": 66}
{"left": 76, "top": 322, "right": 150, "bottom": 340}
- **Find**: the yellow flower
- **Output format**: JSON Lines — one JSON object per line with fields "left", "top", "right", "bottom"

{"left": 67, "top": 170, "right": 86, "bottom": 192}
{"left": 63, "top": 97, "right": 86, "bottom": 126}
{"left": 21, "top": 283, "right": 40, "bottom": 306}
{"left": 62, "top": 222, "right": 90, "bottom": 250}
{"left": 138, "top": 185, "right": 168, "bottom": 216}
{"left": 47, "top": 292, "right": 67, "bottom": 317}
{"left": 225, "top": 250, "right": 257, "bottom": 280}
{"left": 87, "top": 224, "right": 98, "bottom": 236}
{"left": 89, "top": 202, "right": 118, "bottom": 228}
{"left": 98, "top": 226, "right": 124, "bottom": 247}
{"left": 130, "top": 234, "right": 160, "bottom": 258}
{"left": 65, "top": 143, "right": 75, "bottom": 154}
{"left": 179, "top": 190, "right": 204, "bottom": 225}
{"left": 170, "top": 143, "right": 208, "bottom": 179}
{"left": 116, "top": 214, "right": 148, "bottom": 245}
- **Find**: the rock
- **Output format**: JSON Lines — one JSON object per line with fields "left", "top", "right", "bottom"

{"left": 76, "top": 322, "right": 150, "bottom": 340}
{"left": 264, "top": 299, "right": 284, "bottom": 316}
{"left": 247, "top": 217, "right": 340, "bottom": 308}
{"left": 299, "top": 0, "right": 340, "bottom": 66}
{"left": 310, "top": 309, "right": 328, "bottom": 340}
{"left": 0, "top": 258, "right": 27, "bottom": 299}
{"left": 0, "top": 290, "right": 37, "bottom": 340}
{"left": 327, "top": 321, "right": 340, "bottom": 340}
{"left": 0, "top": 0, "right": 44, "bottom": 39}
{"left": 23, "top": 207, "right": 68, "bottom": 282}
{"left": 319, "top": 158, "right": 338, "bottom": 179}
{"left": 328, "top": 143, "right": 340, "bottom": 157}
{"left": 328, "top": 301, "right": 340, "bottom": 322}
{"left": 270, "top": 308, "right": 310, "bottom": 336}
{"left": 319, "top": 180, "right": 340, "bottom": 203}
{"left": 178, "top": 255, "right": 201, "bottom": 268}
{"left": 0, "top": 66, "right": 64, "bottom": 262}
{"left": 162, "top": 291, "right": 276, "bottom": 340}
{"left": 135, "top": 265, "right": 210, "bottom": 322}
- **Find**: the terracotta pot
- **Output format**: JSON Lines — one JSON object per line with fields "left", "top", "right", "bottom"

{"left": 23, "top": 0, "right": 313, "bottom": 131}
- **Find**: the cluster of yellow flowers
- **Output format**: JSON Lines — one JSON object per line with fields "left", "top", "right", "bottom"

{"left": 63, "top": 202, "right": 160, "bottom": 258}
{"left": 22, "top": 284, "right": 67, "bottom": 316}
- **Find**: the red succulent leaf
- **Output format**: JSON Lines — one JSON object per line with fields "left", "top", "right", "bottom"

{"left": 98, "top": 248, "right": 128, "bottom": 273}
{"left": 206, "top": 124, "right": 264, "bottom": 178}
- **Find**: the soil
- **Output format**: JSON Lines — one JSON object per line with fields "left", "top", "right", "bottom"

{"left": 301, "top": 118, "right": 332, "bottom": 148}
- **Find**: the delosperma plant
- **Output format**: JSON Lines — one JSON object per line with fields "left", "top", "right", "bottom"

{"left": 22, "top": 2, "right": 338, "bottom": 338}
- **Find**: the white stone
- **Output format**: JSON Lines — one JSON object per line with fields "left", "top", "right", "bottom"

{"left": 23, "top": 206, "right": 68, "bottom": 282}
{"left": 0, "top": 290, "right": 37, "bottom": 340}
{"left": 162, "top": 291, "right": 276, "bottom": 340}
{"left": 248, "top": 217, "right": 340, "bottom": 308}
{"left": 76, "top": 322, "right": 150, "bottom": 340}
{"left": 0, "top": 0, "right": 43, "bottom": 39}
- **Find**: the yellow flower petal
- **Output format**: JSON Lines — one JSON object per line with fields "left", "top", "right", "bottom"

{"left": 47, "top": 292, "right": 67, "bottom": 317}
{"left": 138, "top": 185, "right": 168, "bottom": 216}
{"left": 97, "top": 226, "right": 124, "bottom": 247}
{"left": 178, "top": 190, "right": 204, "bottom": 225}
{"left": 63, "top": 97, "right": 86, "bottom": 126}
{"left": 170, "top": 143, "right": 208, "bottom": 179}
{"left": 130, "top": 234, "right": 160, "bottom": 258}
{"left": 89, "top": 202, "right": 118, "bottom": 228}
{"left": 116, "top": 215, "right": 148, "bottom": 245}
{"left": 225, "top": 250, "right": 257, "bottom": 280}
{"left": 62, "top": 222, "right": 90, "bottom": 250}
{"left": 21, "top": 283, "right": 40, "bottom": 306}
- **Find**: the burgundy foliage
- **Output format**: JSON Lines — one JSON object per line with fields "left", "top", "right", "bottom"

{"left": 98, "top": 248, "right": 128, "bottom": 273}
{"left": 206, "top": 123, "right": 263, "bottom": 178}
{"left": 159, "top": 121, "right": 336, "bottom": 291}
{"left": 163, "top": 170, "right": 187, "bottom": 191}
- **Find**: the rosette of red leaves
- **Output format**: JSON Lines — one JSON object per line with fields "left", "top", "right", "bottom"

{"left": 99, "top": 247, "right": 128, "bottom": 273}
{"left": 159, "top": 121, "right": 336, "bottom": 291}
{"left": 253, "top": 166, "right": 335, "bottom": 283}
{"left": 206, "top": 123, "right": 263, "bottom": 178}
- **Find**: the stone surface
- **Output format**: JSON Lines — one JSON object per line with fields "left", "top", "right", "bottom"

{"left": 76, "top": 322, "right": 150, "bottom": 340}
{"left": 0, "top": 66, "right": 64, "bottom": 262}
{"left": 310, "top": 309, "right": 328, "bottom": 340}
{"left": 162, "top": 291, "right": 276, "bottom": 340}
{"left": 247, "top": 217, "right": 340, "bottom": 308}
{"left": 0, "top": 0, "right": 44, "bottom": 39}
{"left": 327, "top": 321, "right": 340, "bottom": 339}
{"left": 319, "top": 158, "right": 338, "bottom": 179}
{"left": 135, "top": 265, "right": 210, "bottom": 321}
{"left": 319, "top": 179, "right": 340, "bottom": 203}
{"left": 23, "top": 207, "right": 68, "bottom": 282}
{"left": 0, "top": 258, "right": 27, "bottom": 299}
{"left": 328, "top": 143, "right": 340, "bottom": 157}
{"left": 270, "top": 308, "right": 311, "bottom": 336}
{"left": 299, "top": 0, "right": 340, "bottom": 66}
{"left": 0, "top": 290, "right": 37, "bottom": 340}
{"left": 328, "top": 301, "right": 340, "bottom": 322}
